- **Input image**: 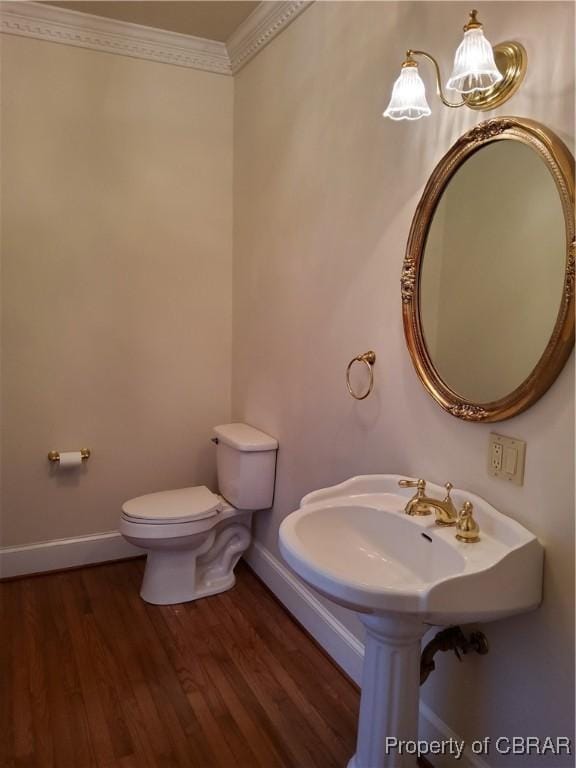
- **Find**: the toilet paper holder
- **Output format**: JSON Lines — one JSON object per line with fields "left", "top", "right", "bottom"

{"left": 48, "top": 448, "right": 91, "bottom": 462}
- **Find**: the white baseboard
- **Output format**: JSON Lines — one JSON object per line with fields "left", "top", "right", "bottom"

{"left": 244, "top": 539, "right": 490, "bottom": 768}
{"left": 0, "top": 531, "right": 142, "bottom": 579}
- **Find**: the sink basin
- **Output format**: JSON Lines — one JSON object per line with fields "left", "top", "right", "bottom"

{"left": 279, "top": 474, "right": 543, "bottom": 624}
{"left": 279, "top": 475, "right": 543, "bottom": 768}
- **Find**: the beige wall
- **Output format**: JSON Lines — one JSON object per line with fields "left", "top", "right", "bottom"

{"left": 233, "top": 1, "right": 574, "bottom": 763}
{"left": 1, "top": 36, "right": 233, "bottom": 546}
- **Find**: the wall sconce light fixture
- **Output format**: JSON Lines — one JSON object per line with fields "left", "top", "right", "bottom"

{"left": 384, "top": 9, "right": 527, "bottom": 121}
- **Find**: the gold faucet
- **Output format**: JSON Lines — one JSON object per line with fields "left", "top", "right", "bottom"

{"left": 398, "top": 479, "right": 458, "bottom": 526}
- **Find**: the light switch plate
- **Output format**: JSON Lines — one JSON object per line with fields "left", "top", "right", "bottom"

{"left": 488, "top": 433, "right": 526, "bottom": 486}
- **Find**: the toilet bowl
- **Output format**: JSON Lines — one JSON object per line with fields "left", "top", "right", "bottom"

{"left": 120, "top": 424, "right": 278, "bottom": 605}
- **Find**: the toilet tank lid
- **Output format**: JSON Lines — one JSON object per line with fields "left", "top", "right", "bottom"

{"left": 213, "top": 423, "right": 278, "bottom": 452}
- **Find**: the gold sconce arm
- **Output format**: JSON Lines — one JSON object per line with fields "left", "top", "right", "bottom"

{"left": 406, "top": 50, "right": 465, "bottom": 109}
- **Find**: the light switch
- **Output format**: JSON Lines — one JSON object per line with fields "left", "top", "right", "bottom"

{"left": 488, "top": 433, "right": 526, "bottom": 486}
{"left": 503, "top": 447, "right": 517, "bottom": 474}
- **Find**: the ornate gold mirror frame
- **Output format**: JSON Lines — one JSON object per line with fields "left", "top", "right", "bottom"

{"left": 402, "top": 117, "right": 575, "bottom": 422}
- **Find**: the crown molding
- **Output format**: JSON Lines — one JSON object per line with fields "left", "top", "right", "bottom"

{"left": 0, "top": 1, "right": 232, "bottom": 75}
{"left": 0, "top": 1, "right": 314, "bottom": 76}
{"left": 227, "top": 0, "right": 313, "bottom": 74}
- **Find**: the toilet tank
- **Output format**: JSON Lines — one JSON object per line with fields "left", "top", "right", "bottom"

{"left": 213, "top": 423, "right": 278, "bottom": 510}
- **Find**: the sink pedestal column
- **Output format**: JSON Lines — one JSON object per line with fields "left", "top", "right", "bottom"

{"left": 348, "top": 614, "right": 425, "bottom": 768}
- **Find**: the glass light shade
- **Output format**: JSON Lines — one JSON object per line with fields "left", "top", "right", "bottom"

{"left": 446, "top": 28, "right": 503, "bottom": 93}
{"left": 383, "top": 64, "right": 431, "bottom": 121}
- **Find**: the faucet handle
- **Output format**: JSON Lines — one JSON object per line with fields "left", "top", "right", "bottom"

{"left": 456, "top": 501, "right": 480, "bottom": 543}
{"left": 399, "top": 478, "right": 426, "bottom": 493}
{"left": 399, "top": 479, "right": 430, "bottom": 516}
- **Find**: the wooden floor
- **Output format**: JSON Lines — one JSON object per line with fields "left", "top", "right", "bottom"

{"left": 0, "top": 559, "right": 360, "bottom": 768}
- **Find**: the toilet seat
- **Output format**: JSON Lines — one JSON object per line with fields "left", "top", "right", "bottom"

{"left": 122, "top": 486, "right": 221, "bottom": 525}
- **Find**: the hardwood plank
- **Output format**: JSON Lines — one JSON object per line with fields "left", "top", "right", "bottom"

{"left": 34, "top": 578, "right": 79, "bottom": 768}
{"left": 21, "top": 579, "right": 55, "bottom": 768}
{"left": 207, "top": 584, "right": 355, "bottom": 764}
{"left": 236, "top": 567, "right": 359, "bottom": 708}
{"left": 60, "top": 571, "right": 121, "bottom": 767}
{"left": 203, "top": 648, "right": 292, "bottom": 767}
{"left": 2, "top": 558, "right": 361, "bottom": 768}
{"left": 81, "top": 566, "right": 181, "bottom": 767}
{"left": 193, "top": 601, "right": 334, "bottom": 768}
{"left": 114, "top": 565, "right": 225, "bottom": 768}
{"left": 0, "top": 583, "right": 18, "bottom": 767}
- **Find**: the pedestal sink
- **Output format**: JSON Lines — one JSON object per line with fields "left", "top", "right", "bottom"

{"left": 278, "top": 475, "right": 543, "bottom": 768}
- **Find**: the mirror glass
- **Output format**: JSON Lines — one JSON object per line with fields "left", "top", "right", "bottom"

{"left": 420, "top": 140, "right": 566, "bottom": 403}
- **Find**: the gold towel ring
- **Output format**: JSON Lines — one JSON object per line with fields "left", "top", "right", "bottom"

{"left": 346, "top": 351, "right": 376, "bottom": 400}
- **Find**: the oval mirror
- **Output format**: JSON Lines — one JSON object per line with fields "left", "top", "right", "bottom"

{"left": 402, "top": 118, "right": 574, "bottom": 422}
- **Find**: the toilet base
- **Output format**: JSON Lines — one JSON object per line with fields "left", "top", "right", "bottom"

{"left": 137, "top": 515, "right": 252, "bottom": 605}
{"left": 141, "top": 567, "right": 236, "bottom": 605}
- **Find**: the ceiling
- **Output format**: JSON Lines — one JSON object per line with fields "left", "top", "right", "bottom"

{"left": 44, "top": 1, "right": 260, "bottom": 42}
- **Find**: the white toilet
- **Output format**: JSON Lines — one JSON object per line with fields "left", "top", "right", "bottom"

{"left": 120, "top": 423, "right": 278, "bottom": 605}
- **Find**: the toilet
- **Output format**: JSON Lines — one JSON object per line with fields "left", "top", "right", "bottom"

{"left": 120, "top": 423, "right": 278, "bottom": 605}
